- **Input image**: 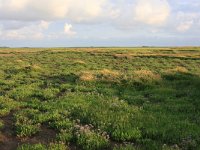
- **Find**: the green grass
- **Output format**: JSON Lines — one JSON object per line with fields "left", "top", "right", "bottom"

{"left": 17, "top": 143, "right": 68, "bottom": 150}
{"left": 0, "top": 120, "right": 4, "bottom": 129}
{"left": 14, "top": 109, "right": 41, "bottom": 137}
{"left": 0, "top": 47, "right": 200, "bottom": 149}
{"left": 75, "top": 124, "right": 109, "bottom": 150}
{"left": 113, "top": 144, "right": 137, "bottom": 150}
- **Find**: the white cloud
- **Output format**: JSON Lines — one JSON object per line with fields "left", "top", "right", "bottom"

{"left": 39, "top": 21, "right": 50, "bottom": 30}
{"left": 1, "top": 0, "right": 200, "bottom": 44}
{"left": 175, "top": 12, "right": 200, "bottom": 32}
{"left": 1, "top": 30, "right": 44, "bottom": 40}
{"left": 176, "top": 21, "right": 193, "bottom": 32}
{"left": 0, "top": 0, "right": 108, "bottom": 23}
{"left": 66, "top": 0, "right": 108, "bottom": 23}
{"left": 176, "top": 12, "right": 199, "bottom": 20}
{"left": 0, "top": 21, "right": 29, "bottom": 30}
{"left": 0, "top": 0, "right": 172, "bottom": 30}
{"left": 64, "top": 23, "right": 76, "bottom": 36}
{"left": 0, "top": 0, "right": 68, "bottom": 20}
{"left": 134, "top": 0, "right": 170, "bottom": 26}
{"left": 0, "top": 20, "right": 49, "bottom": 40}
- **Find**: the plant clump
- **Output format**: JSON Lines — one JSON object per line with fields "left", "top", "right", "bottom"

{"left": 97, "top": 69, "right": 121, "bottom": 81}
{"left": 79, "top": 71, "right": 96, "bottom": 82}
{"left": 165, "top": 66, "right": 188, "bottom": 74}
{"left": 74, "top": 124, "right": 109, "bottom": 150}
{"left": 133, "top": 70, "right": 162, "bottom": 83}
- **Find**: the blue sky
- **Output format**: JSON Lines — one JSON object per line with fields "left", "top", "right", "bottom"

{"left": 0, "top": 0, "right": 200, "bottom": 47}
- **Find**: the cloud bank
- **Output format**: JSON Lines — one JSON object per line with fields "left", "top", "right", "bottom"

{"left": 0, "top": 0, "right": 108, "bottom": 22}
{"left": 0, "top": 0, "right": 200, "bottom": 46}
{"left": 134, "top": 0, "right": 170, "bottom": 26}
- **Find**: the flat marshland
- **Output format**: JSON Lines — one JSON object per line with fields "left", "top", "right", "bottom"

{"left": 0, "top": 47, "right": 200, "bottom": 150}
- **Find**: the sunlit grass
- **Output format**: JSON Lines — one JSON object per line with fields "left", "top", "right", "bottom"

{"left": 0, "top": 47, "right": 200, "bottom": 149}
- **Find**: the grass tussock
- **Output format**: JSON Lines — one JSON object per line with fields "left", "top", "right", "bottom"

{"left": 79, "top": 71, "right": 96, "bottom": 81}
{"left": 16, "top": 59, "right": 24, "bottom": 63}
{"left": 165, "top": 66, "right": 188, "bottom": 74}
{"left": 132, "top": 53, "right": 200, "bottom": 58}
{"left": 133, "top": 70, "right": 162, "bottom": 82}
{"left": 74, "top": 60, "right": 86, "bottom": 65}
{"left": 113, "top": 53, "right": 132, "bottom": 59}
{"left": 79, "top": 69, "right": 121, "bottom": 82}
{"left": 31, "top": 64, "right": 42, "bottom": 70}
{"left": 98, "top": 69, "right": 121, "bottom": 81}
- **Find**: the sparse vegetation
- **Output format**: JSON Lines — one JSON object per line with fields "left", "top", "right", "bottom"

{"left": 75, "top": 124, "right": 109, "bottom": 150}
{"left": 79, "top": 71, "right": 96, "bottom": 81}
{"left": 0, "top": 47, "right": 200, "bottom": 149}
{"left": 17, "top": 143, "right": 68, "bottom": 150}
{"left": 0, "top": 120, "right": 4, "bottom": 129}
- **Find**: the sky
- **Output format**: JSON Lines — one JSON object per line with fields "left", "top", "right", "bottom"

{"left": 0, "top": 0, "right": 200, "bottom": 47}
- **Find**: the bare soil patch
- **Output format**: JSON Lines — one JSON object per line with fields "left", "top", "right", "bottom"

{"left": 0, "top": 112, "right": 57, "bottom": 150}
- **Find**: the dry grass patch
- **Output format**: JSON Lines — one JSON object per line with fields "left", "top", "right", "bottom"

{"left": 113, "top": 53, "right": 132, "bottom": 59}
{"left": 74, "top": 60, "right": 86, "bottom": 65}
{"left": 0, "top": 54, "right": 14, "bottom": 57}
{"left": 98, "top": 69, "right": 121, "bottom": 81}
{"left": 32, "top": 64, "right": 42, "bottom": 70}
{"left": 22, "top": 64, "right": 42, "bottom": 71}
{"left": 99, "top": 69, "right": 120, "bottom": 77}
{"left": 16, "top": 60, "right": 24, "bottom": 63}
{"left": 133, "top": 70, "right": 162, "bottom": 82}
{"left": 131, "top": 53, "right": 200, "bottom": 59}
{"left": 79, "top": 69, "right": 121, "bottom": 82}
{"left": 165, "top": 66, "right": 188, "bottom": 74}
{"left": 79, "top": 71, "right": 96, "bottom": 81}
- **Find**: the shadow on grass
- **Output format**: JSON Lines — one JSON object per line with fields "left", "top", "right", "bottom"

{"left": 42, "top": 73, "right": 79, "bottom": 86}
{"left": 135, "top": 55, "right": 200, "bottom": 61}
{"left": 36, "top": 72, "right": 200, "bottom": 149}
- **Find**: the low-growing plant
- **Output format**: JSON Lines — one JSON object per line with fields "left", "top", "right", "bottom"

{"left": 14, "top": 109, "right": 41, "bottom": 137}
{"left": 15, "top": 122, "right": 40, "bottom": 137}
{"left": 0, "top": 120, "right": 4, "bottom": 129}
{"left": 1, "top": 47, "right": 200, "bottom": 149}
{"left": 48, "top": 142, "right": 68, "bottom": 150}
{"left": 17, "top": 143, "right": 68, "bottom": 150}
{"left": 111, "top": 127, "right": 141, "bottom": 142}
{"left": 113, "top": 144, "right": 137, "bottom": 150}
{"left": 0, "top": 96, "right": 20, "bottom": 116}
{"left": 17, "top": 143, "right": 46, "bottom": 150}
{"left": 75, "top": 125, "right": 109, "bottom": 150}
{"left": 34, "top": 88, "right": 60, "bottom": 100}
{"left": 56, "top": 130, "right": 73, "bottom": 143}
{"left": 49, "top": 119, "right": 74, "bottom": 131}
{"left": 8, "top": 83, "right": 40, "bottom": 101}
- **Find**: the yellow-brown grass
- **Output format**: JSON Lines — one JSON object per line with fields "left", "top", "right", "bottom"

{"left": 32, "top": 64, "right": 42, "bottom": 70}
{"left": 133, "top": 70, "right": 161, "bottom": 81}
{"left": 98, "top": 69, "right": 121, "bottom": 81}
{"left": 100, "top": 69, "right": 120, "bottom": 77}
{"left": 74, "top": 60, "right": 86, "bottom": 65}
{"left": 165, "top": 66, "right": 188, "bottom": 74}
{"left": 79, "top": 71, "right": 95, "bottom": 81}
{"left": 0, "top": 54, "right": 14, "bottom": 57}
{"left": 16, "top": 59, "right": 24, "bottom": 63}
{"left": 113, "top": 53, "right": 132, "bottom": 59}
{"left": 131, "top": 53, "right": 200, "bottom": 59}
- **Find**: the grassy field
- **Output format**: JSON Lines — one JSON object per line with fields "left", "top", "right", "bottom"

{"left": 0, "top": 47, "right": 200, "bottom": 150}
